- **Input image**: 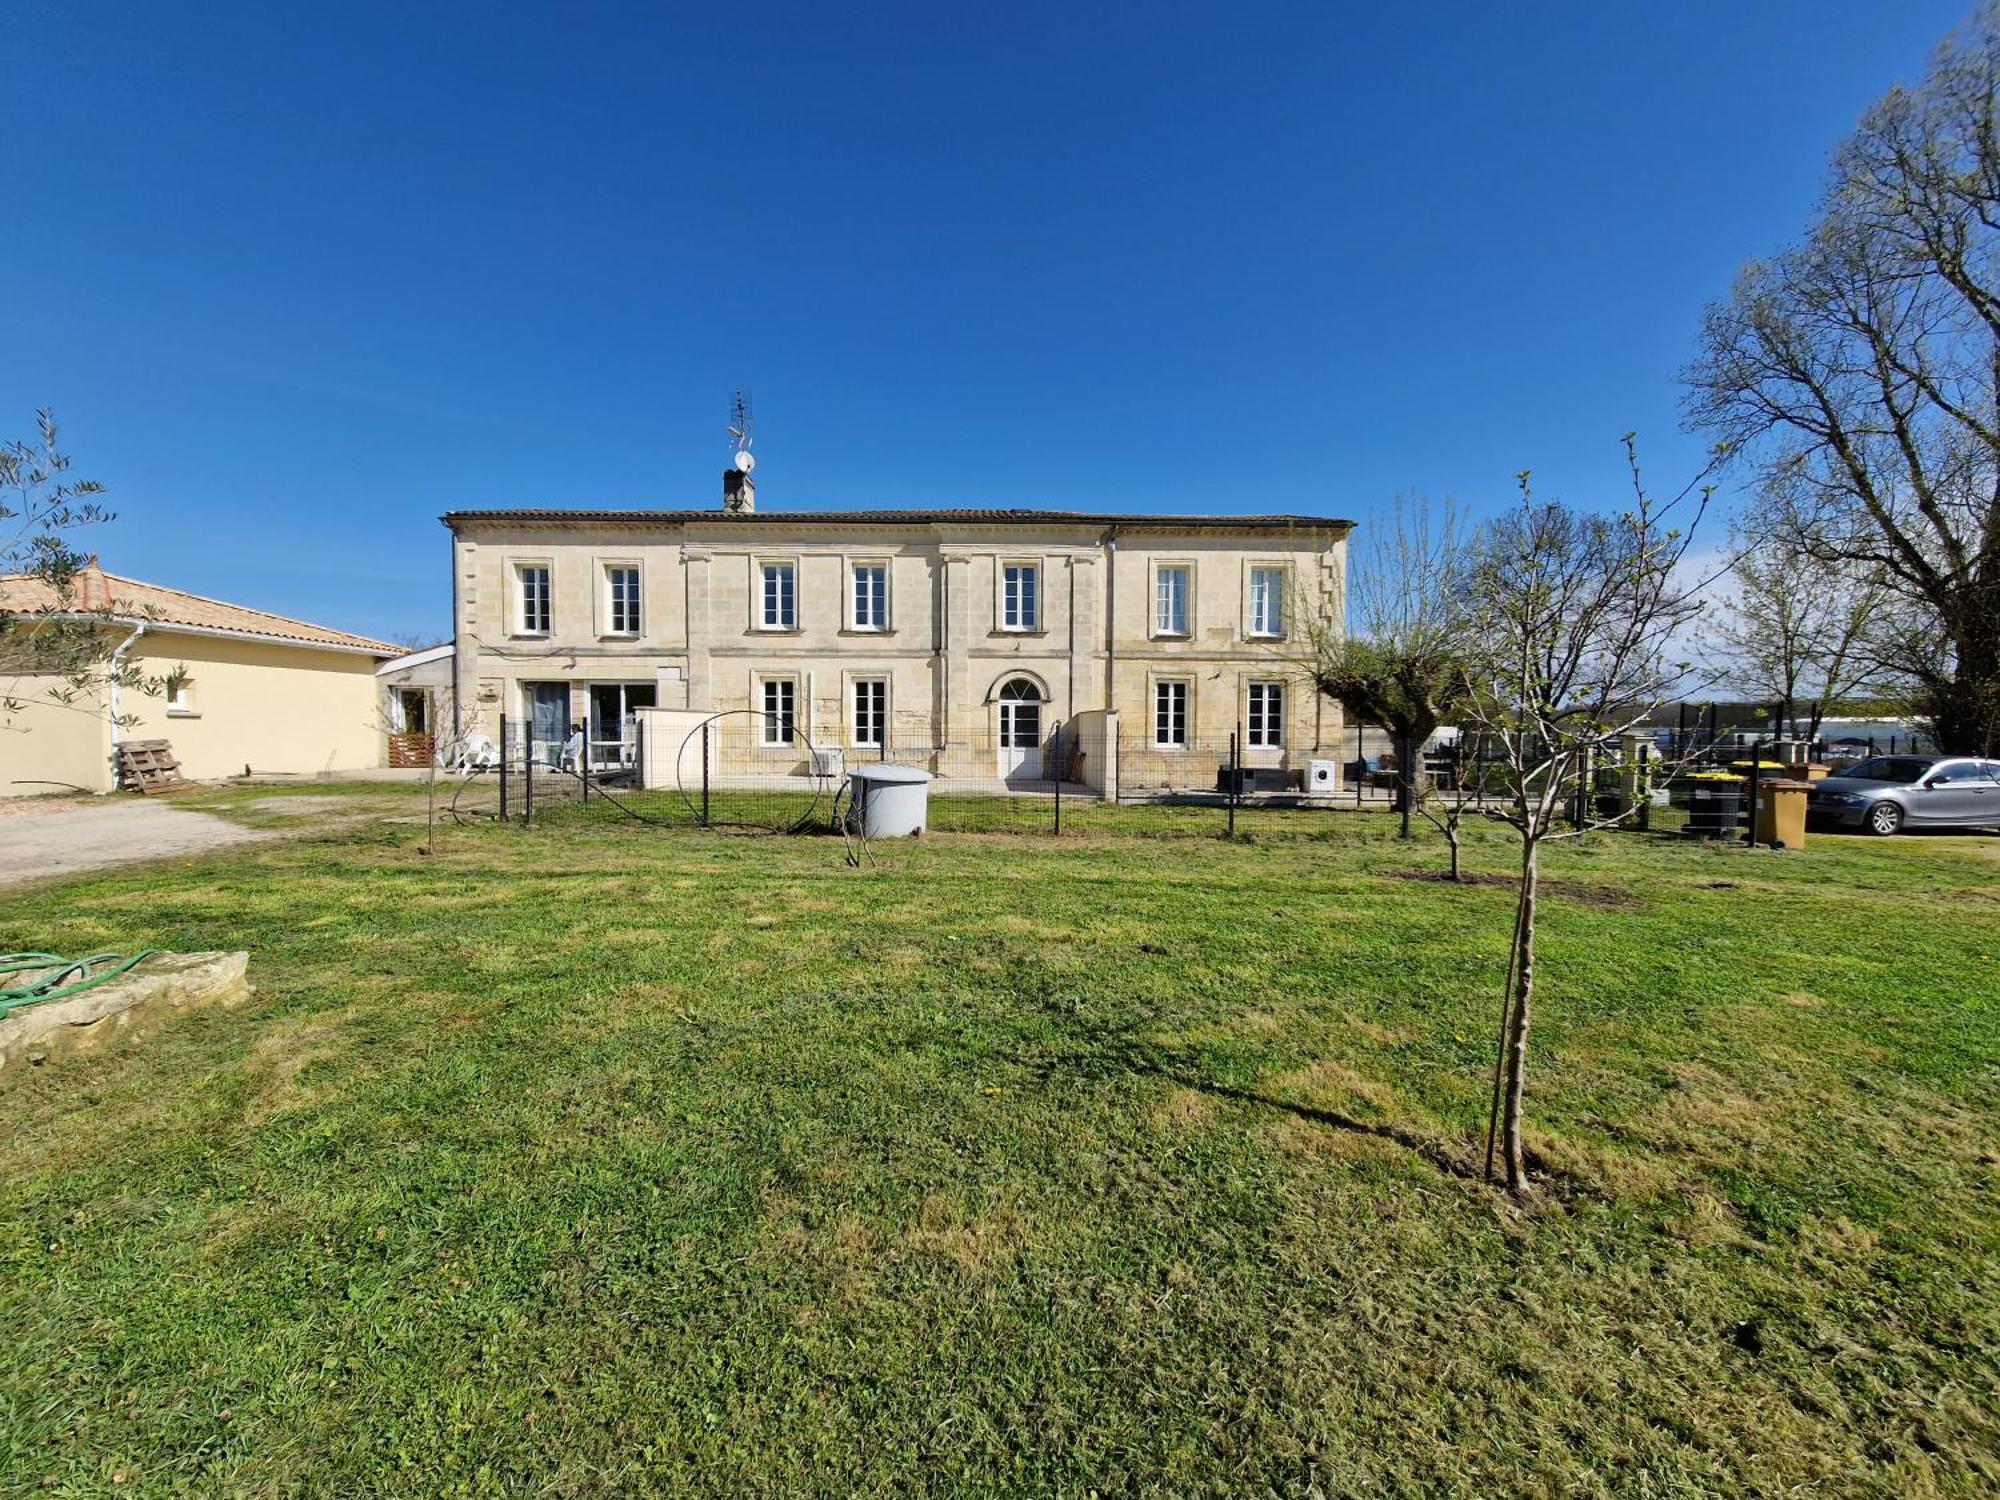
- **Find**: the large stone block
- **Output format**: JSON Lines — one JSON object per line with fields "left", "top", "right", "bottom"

{"left": 0, "top": 952, "right": 251, "bottom": 1076}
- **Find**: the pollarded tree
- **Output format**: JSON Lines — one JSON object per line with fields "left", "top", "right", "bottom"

{"left": 1461, "top": 444, "right": 1713, "bottom": 1192}
{"left": 1294, "top": 495, "right": 1475, "bottom": 850}
{"left": 1686, "top": 6, "right": 2000, "bottom": 755}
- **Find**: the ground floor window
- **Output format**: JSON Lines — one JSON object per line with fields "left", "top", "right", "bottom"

{"left": 1247, "top": 681, "right": 1283, "bottom": 748}
{"left": 523, "top": 682, "right": 572, "bottom": 766}
{"left": 588, "top": 682, "right": 655, "bottom": 766}
{"left": 393, "top": 688, "right": 429, "bottom": 735}
{"left": 1155, "top": 680, "right": 1189, "bottom": 747}
{"left": 998, "top": 677, "right": 1043, "bottom": 750}
{"left": 853, "top": 678, "right": 887, "bottom": 748}
{"left": 761, "top": 678, "right": 796, "bottom": 745}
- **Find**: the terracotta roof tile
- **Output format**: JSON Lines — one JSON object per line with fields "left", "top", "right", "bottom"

{"left": 0, "top": 563, "right": 397, "bottom": 655}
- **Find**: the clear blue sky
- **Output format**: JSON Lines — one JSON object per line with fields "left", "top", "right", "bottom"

{"left": 3, "top": 0, "right": 1972, "bottom": 642}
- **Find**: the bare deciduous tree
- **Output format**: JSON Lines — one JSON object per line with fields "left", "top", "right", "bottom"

{"left": 1413, "top": 736, "right": 1486, "bottom": 883}
{"left": 1686, "top": 6, "right": 2000, "bottom": 754}
{"left": 1714, "top": 529, "right": 1895, "bottom": 739}
{"left": 1461, "top": 445, "right": 1712, "bottom": 1192}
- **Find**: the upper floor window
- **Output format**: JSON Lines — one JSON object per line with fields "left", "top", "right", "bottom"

{"left": 852, "top": 564, "right": 888, "bottom": 631}
{"left": 516, "top": 564, "right": 551, "bottom": 635}
{"left": 1247, "top": 681, "right": 1284, "bottom": 747}
{"left": 1002, "top": 563, "right": 1040, "bottom": 631}
{"left": 1156, "top": 565, "right": 1190, "bottom": 636}
{"left": 1248, "top": 566, "right": 1285, "bottom": 638}
{"left": 605, "top": 565, "right": 641, "bottom": 635}
{"left": 761, "top": 562, "right": 796, "bottom": 630}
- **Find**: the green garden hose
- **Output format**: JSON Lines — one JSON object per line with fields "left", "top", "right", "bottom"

{"left": 0, "top": 951, "right": 160, "bottom": 1019}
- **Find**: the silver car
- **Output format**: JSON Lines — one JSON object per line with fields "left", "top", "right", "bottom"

{"left": 1807, "top": 755, "right": 2000, "bottom": 835}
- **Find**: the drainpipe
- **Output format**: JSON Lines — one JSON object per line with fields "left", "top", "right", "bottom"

{"left": 1065, "top": 556, "right": 1075, "bottom": 721}
{"left": 1103, "top": 528, "right": 1119, "bottom": 712}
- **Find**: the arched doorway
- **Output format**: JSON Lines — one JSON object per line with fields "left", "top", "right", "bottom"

{"left": 996, "top": 676, "right": 1045, "bottom": 782}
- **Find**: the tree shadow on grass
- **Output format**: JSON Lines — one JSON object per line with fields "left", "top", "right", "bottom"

{"left": 1024, "top": 998, "right": 1591, "bottom": 1197}
{"left": 1028, "top": 1010, "right": 1488, "bottom": 1184}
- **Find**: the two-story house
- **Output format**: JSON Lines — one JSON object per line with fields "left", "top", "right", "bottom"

{"left": 442, "top": 495, "right": 1350, "bottom": 794}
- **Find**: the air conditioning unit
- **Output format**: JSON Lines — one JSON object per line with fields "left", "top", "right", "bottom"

{"left": 809, "top": 747, "right": 846, "bottom": 777}
{"left": 1308, "top": 759, "right": 1339, "bottom": 792}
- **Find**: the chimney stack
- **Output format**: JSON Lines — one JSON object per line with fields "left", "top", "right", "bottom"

{"left": 723, "top": 468, "right": 755, "bottom": 514}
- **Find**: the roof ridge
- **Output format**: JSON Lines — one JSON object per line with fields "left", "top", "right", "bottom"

{"left": 440, "top": 505, "right": 1356, "bottom": 526}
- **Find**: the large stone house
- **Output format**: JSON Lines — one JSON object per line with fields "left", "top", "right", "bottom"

{"left": 442, "top": 499, "right": 1351, "bottom": 794}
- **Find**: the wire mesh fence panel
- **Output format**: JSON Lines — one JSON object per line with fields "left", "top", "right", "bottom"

{"left": 863, "top": 727, "right": 1067, "bottom": 835}
{"left": 479, "top": 709, "right": 1824, "bottom": 845}
{"left": 665, "top": 711, "right": 838, "bottom": 831}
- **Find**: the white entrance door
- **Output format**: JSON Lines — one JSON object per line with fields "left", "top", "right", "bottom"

{"left": 997, "top": 679, "right": 1043, "bottom": 782}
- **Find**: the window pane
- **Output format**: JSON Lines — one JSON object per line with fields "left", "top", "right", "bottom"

{"left": 1157, "top": 567, "right": 1188, "bottom": 633}
{"left": 764, "top": 564, "right": 796, "bottom": 628}
{"left": 1005, "top": 564, "right": 1037, "bottom": 628}
{"left": 1250, "top": 569, "right": 1284, "bottom": 635}
{"left": 854, "top": 565, "right": 886, "bottom": 628}
{"left": 854, "top": 679, "right": 886, "bottom": 746}
{"left": 608, "top": 567, "right": 640, "bottom": 633}
{"left": 519, "top": 567, "right": 550, "bottom": 633}
{"left": 1155, "top": 681, "right": 1187, "bottom": 745}
{"left": 1248, "top": 682, "right": 1283, "bottom": 746}
{"left": 762, "top": 680, "right": 795, "bottom": 743}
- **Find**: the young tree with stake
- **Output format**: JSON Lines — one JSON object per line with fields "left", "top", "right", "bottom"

{"left": 1461, "top": 442, "right": 1713, "bottom": 1192}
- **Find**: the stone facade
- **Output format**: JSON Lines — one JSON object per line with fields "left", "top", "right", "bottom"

{"left": 443, "top": 508, "right": 1351, "bottom": 781}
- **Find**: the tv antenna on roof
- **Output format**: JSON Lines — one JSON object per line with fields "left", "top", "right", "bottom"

{"left": 728, "top": 390, "right": 754, "bottom": 472}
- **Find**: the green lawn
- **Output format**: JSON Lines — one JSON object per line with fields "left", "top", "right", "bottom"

{"left": 3, "top": 784, "right": 1997, "bottom": 1496}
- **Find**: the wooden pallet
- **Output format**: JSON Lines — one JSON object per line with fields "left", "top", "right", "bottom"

{"left": 116, "top": 739, "right": 190, "bottom": 794}
{"left": 388, "top": 731, "right": 436, "bottom": 769}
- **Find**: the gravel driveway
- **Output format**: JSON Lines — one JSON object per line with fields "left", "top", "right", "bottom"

{"left": 0, "top": 799, "right": 268, "bottom": 887}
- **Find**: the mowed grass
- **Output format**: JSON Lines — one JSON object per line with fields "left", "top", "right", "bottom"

{"left": 2, "top": 784, "right": 1997, "bottom": 1497}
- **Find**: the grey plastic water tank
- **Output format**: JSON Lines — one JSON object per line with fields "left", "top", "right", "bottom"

{"left": 846, "top": 763, "right": 932, "bottom": 837}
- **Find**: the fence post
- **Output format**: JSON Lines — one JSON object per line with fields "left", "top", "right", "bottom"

{"left": 524, "top": 730, "right": 534, "bottom": 827}
{"left": 1745, "top": 739, "right": 1762, "bottom": 848}
{"left": 700, "top": 721, "right": 711, "bottom": 827}
{"left": 1227, "top": 728, "right": 1239, "bottom": 837}
{"left": 1397, "top": 733, "right": 1413, "bottom": 839}
{"left": 499, "top": 714, "right": 510, "bottom": 822}
{"left": 581, "top": 735, "right": 589, "bottom": 806}
{"left": 1052, "top": 720, "right": 1062, "bottom": 837}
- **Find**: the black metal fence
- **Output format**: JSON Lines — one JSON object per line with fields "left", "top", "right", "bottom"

{"left": 463, "top": 710, "right": 1855, "bottom": 845}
